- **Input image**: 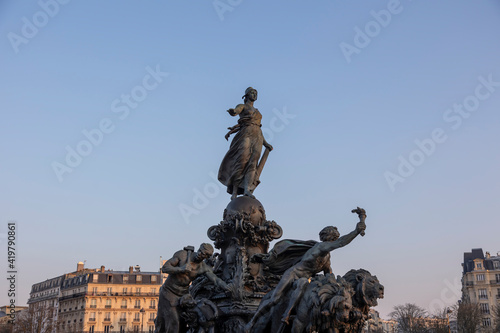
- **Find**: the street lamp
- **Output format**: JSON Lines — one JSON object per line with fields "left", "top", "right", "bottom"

{"left": 140, "top": 308, "right": 145, "bottom": 333}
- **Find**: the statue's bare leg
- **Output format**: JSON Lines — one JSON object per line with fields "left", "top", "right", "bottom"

{"left": 281, "top": 278, "right": 309, "bottom": 325}
{"left": 242, "top": 173, "right": 256, "bottom": 199}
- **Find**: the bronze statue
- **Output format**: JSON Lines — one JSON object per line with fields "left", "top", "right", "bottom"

{"left": 255, "top": 270, "right": 383, "bottom": 333}
{"left": 245, "top": 208, "right": 367, "bottom": 332}
{"left": 218, "top": 87, "right": 273, "bottom": 200}
{"left": 155, "top": 244, "right": 229, "bottom": 333}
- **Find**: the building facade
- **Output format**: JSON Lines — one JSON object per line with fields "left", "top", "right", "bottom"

{"left": 28, "top": 263, "right": 163, "bottom": 333}
{"left": 461, "top": 248, "right": 500, "bottom": 329}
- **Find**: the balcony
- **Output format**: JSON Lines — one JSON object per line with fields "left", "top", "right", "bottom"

{"left": 465, "top": 281, "right": 474, "bottom": 286}
{"left": 121, "top": 305, "right": 127, "bottom": 309}
{"left": 133, "top": 318, "right": 140, "bottom": 322}
{"left": 104, "top": 305, "right": 111, "bottom": 309}
{"left": 88, "top": 318, "right": 96, "bottom": 322}
{"left": 103, "top": 318, "right": 111, "bottom": 322}
{"left": 490, "top": 280, "right": 500, "bottom": 285}
{"left": 149, "top": 306, "right": 156, "bottom": 309}
{"left": 134, "top": 306, "right": 141, "bottom": 309}
{"left": 89, "top": 305, "right": 96, "bottom": 308}
{"left": 496, "top": 294, "right": 500, "bottom": 299}
{"left": 119, "top": 318, "right": 127, "bottom": 322}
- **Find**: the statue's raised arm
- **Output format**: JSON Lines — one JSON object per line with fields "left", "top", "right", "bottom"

{"left": 218, "top": 87, "right": 273, "bottom": 200}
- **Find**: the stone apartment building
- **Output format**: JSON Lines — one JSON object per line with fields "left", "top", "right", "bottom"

{"left": 461, "top": 248, "right": 500, "bottom": 329}
{"left": 28, "top": 262, "right": 163, "bottom": 333}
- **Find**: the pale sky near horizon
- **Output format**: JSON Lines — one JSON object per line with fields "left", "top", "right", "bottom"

{"left": 1, "top": 0, "right": 500, "bottom": 320}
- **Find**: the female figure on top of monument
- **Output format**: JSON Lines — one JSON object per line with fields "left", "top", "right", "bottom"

{"left": 218, "top": 87, "right": 273, "bottom": 200}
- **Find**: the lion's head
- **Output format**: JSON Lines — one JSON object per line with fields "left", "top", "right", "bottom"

{"left": 343, "top": 269, "right": 384, "bottom": 307}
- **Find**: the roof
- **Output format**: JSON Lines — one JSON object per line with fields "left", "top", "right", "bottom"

{"left": 463, "top": 248, "right": 484, "bottom": 274}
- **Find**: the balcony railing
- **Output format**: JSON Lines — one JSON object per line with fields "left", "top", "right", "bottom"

{"left": 104, "top": 305, "right": 111, "bottom": 309}
{"left": 119, "top": 318, "right": 127, "bottom": 322}
{"left": 465, "top": 281, "right": 474, "bottom": 286}
{"left": 90, "top": 305, "right": 97, "bottom": 308}
{"left": 121, "top": 305, "right": 127, "bottom": 309}
{"left": 88, "top": 318, "right": 96, "bottom": 322}
{"left": 133, "top": 318, "right": 140, "bottom": 322}
{"left": 134, "top": 306, "right": 141, "bottom": 309}
{"left": 86, "top": 291, "right": 159, "bottom": 297}
{"left": 104, "top": 318, "right": 111, "bottom": 322}
{"left": 490, "top": 280, "right": 500, "bottom": 285}
{"left": 149, "top": 306, "right": 156, "bottom": 309}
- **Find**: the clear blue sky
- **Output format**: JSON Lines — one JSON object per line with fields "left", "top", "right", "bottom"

{"left": 1, "top": 0, "right": 499, "bottom": 319}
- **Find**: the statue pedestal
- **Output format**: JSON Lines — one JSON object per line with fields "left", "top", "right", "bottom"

{"left": 191, "top": 196, "right": 282, "bottom": 332}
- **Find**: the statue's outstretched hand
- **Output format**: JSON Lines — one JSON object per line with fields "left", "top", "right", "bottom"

{"left": 351, "top": 207, "right": 366, "bottom": 236}
{"left": 264, "top": 143, "right": 273, "bottom": 151}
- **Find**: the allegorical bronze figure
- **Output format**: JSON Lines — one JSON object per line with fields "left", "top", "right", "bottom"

{"left": 218, "top": 87, "right": 273, "bottom": 200}
{"left": 154, "top": 244, "right": 229, "bottom": 333}
{"left": 246, "top": 208, "right": 367, "bottom": 332}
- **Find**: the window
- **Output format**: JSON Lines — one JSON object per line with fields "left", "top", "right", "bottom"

{"left": 477, "top": 274, "right": 485, "bottom": 281}
{"left": 135, "top": 300, "right": 141, "bottom": 309}
{"left": 120, "top": 326, "right": 126, "bottom": 333}
{"left": 121, "top": 299, "right": 127, "bottom": 309}
{"left": 104, "top": 312, "right": 111, "bottom": 321}
{"left": 480, "top": 303, "right": 490, "bottom": 314}
{"left": 92, "top": 274, "right": 98, "bottom": 283}
{"left": 149, "top": 326, "right": 154, "bottom": 333}
{"left": 104, "top": 326, "right": 110, "bottom": 333}
{"left": 105, "top": 299, "right": 112, "bottom": 309}
{"left": 494, "top": 261, "right": 500, "bottom": 269}
{"left": 92, "top": 287, "right": 97, "bottom": 295}
{"left": 151, "top": 288, "right": 156, "bottom": 295}
{"left": 134, "top": 313, "right": 140, "bottom": 321}
{"left": 123, "top": 287, "right": 128, "bottom": 294}
{"left": 134, "top": 326, "right": 139, "bottom": 332}
{"left": 107, "top": 275, "right": 113, "bottom": 283}
{"left": 89, "top": 312, "right": 96, "bottom": 321}
{"left": 496, "top": 274, "right": 500, "bottom": 282}
{"left": 478, "top": 289, "right": 488, "bottom": 299}
{"left": 120, "top": 313, "right": 127, "bottom": 322}
{"left": 150, "top": 300, "right": 156, "bottom": 309}
{"left": 149, "top": 313, "right": 155, "bottom": 320}
{"left": 89, "top": 325, "right": 94, "bottom": 333}
{"left": 123, "top": 275, "right": 129, "bottom": 283}
{"left": 483, "top": 318, "right": 491, "bottom": 326}
{"left": 90, "top": 299, "right": 96, "bottom": 308}
{"left": 477, "top": 263, "right": 482, "bottom": 269}
{"left": 136, "top": 288, "right": 141, "bottom": 294}
{"left": 107, "top": 287, "right": 112, "bottom": 295}
{"left": 137, "top": 275, "right": 142, "bottom": 282}
{"left": 151, "top": 275, "right": 157, "bottom": 283}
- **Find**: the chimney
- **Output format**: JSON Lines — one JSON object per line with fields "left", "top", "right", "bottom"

{"left": 135, "top": 265, "right": 141, "bottom": 272}
{"left": 129, "top": 266, "right": 133, "bottom": 274}
{"left": 100, "top": 265, "right": 105, "bottom": 273}
{"left": 77, "top": 262, "right": 84, "bottom": 272}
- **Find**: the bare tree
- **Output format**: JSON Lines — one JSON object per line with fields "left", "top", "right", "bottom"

{"left": 455, "top": 301, "right": 481, "bottom": 333}
{"left": 12, "top": 303, "right": 58, "bottom": 333}
{"left": 492, "top": 303, "right": 500, "bottom": 333}
{"left": 427, "top": 307, "right": 451, "bottom": 333}
{"left": 389, "top": 303, "right": 429, "bottom": 333}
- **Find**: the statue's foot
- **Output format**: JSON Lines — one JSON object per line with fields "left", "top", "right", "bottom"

{"left": 243, "top": 192, "right": 255, "bottom": 199}
{"left": 231, "top": 193, "right": 237, "bottom": 200}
